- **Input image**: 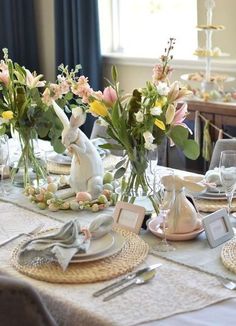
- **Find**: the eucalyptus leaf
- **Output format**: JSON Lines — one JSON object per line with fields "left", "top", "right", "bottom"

{"left": 182, "top": 139, "right": 200, "bottom": 160}
{"left": 114, "top": 167, "right": 126, "bottom": 179}
{"left": 115, "top": 158, "right": 127, "bottom": 169}
{"left": 99, "top": 143, "right": 123, "bottom": 150}
{"left": 51, "top": 138, "right": 65, "bottom": 153}
{"left": 169, "top": 125, "right": 188, "bottom": 148}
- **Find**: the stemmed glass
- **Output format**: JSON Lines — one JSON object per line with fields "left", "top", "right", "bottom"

{"left": 151, "top": 168, "right": 176, "bottom": 252}
{"left": 0, "top": 135, "right": 10, "bottom": 195}
{"left": 219, "top": 150, "right": 236, "bottom": 217}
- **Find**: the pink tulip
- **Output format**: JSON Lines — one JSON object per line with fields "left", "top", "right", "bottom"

{"left": 102, "top": 86, "right": 117, "bottom": 105}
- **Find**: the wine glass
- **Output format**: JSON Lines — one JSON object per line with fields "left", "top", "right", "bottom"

{"left": 219, "top": 150, "right": 236, "bottom": 217}
{"left": 151, "top": 168, "right": 175, "bottom": 252}
{"left": 0, "top": 135, "right": 10, "bottom": 195}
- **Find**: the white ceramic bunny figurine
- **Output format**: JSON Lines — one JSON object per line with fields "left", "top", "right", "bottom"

{"left": 164, "top": 175, "right": 206, "bottom": 234}
{"left": 52, "top": 101, "right": 104, "bottom": 199}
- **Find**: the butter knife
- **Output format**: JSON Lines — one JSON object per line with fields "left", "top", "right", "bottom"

{"left": 93, "top": 263, "right": 162, "bottom": 297}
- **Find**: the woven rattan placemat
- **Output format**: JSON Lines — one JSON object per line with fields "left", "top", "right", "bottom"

{"left": 11, "top": 227, "right": 149, "bottom": 283}
{"left": 195, "top": 199, "right": 236, "bottom": 213}
{"left": 221, "top": 237, "right": 236, "bottom": 274}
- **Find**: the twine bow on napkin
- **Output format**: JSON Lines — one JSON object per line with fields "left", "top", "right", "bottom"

{"left": 18, "top": 214, "right": 114, "bottom": 271}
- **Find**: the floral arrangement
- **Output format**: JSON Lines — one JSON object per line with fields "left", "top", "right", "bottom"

{"left": 0, "top": 49, "right": 64, "bottom": 185}
{"left": 43, "top": 38, "right": 199, "bottom": 205}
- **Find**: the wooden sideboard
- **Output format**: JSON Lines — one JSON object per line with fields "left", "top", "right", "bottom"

{"left": 186, "top": 100, "right": 236, "bottom": 141}
{"left": 172, "top": 100, "right": 236, "bottom": 173}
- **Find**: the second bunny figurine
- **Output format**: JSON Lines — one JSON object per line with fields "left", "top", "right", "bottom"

{"left": 52, "top": 101, "right": 104, "bottom": 199}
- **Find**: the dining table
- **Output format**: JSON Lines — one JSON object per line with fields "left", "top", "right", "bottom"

{"left": 0, "top": 147, "right": 236, "bottom": 326}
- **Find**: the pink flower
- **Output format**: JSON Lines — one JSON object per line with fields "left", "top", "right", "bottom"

{"left": 71, "top": 75, "right": 93, "bottom": 103}
{"left": 172, "top": 102, "right": 188, "bottom": 124}
{"left": 102, "top": 86, "right": 117, "bottom": 106}
{"left": 152, "top": 63, "right": 173, "bottom": 84}
{"left": 0, "top": 60, "right": 9, "bottom": 85}
{"left": 42, "top": 88, "right": 53, "bottom": 106}
{"left": 0, "top": 70, "right": 9, "bottom": 85}
{"left": 171, "top": 103, "right": 192, "bottom": 133}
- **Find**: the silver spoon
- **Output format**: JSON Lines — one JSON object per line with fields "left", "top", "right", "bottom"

{"left": 103, "top": 269, "right": 156, "bottom": 302}
{"left": 218, "top": 277, "right": 236, "bottom": 290}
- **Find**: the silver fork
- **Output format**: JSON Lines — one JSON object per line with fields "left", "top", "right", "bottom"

{"left": 218, "top": 277, "right": 236, "bottom": 290}
{"left": 0, "top": 223, "right": 44, "bottom": 247}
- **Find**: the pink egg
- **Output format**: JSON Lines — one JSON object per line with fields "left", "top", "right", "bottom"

{"left": 76, "top": 192, "right": 92, "bottom": 202}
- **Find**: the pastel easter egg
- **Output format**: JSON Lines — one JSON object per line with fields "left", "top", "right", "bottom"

{"left": 76, "top": 192, "right": 92, "bottom": 202}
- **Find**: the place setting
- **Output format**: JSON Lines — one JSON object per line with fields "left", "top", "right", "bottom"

{"left": 195, "top": 151, "right": 236, "bottom": 213}
{"left": 11, "top": 213, "right": 149, "bottom": 284}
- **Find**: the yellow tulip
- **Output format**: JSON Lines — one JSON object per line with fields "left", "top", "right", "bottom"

{"left": 154, "top": 119, "right": 166, "bottom": 130}
{"left": 2, "top": 110, "right": 14, "bottom": 120}
{"left": 89, "top": 100, "right": 108, "bottom": 117}
{"left": 155, "top": 96, "right": 167, "bottom": 108}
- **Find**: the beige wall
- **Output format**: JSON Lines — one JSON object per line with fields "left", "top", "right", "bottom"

{"left": 34, "top": 0, "right": 236, "bottom": 92}
{"left": 103, "top": 0, "right": 236, "bottom": 93}
{"left": 34, "top": 0, "right": 55, "bottom": 81}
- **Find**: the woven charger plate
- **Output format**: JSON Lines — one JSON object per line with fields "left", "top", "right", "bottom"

{"left": 195, "top": 199, "right": 236, "bottom": 213}
{"left": 221, "top": 237, "right": 236, "bottom": 273}
{"left": 11, "top": 227, "right": 149, "bottom": 284}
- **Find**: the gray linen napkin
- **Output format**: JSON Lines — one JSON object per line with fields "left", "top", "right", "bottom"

{"left": 18, "top": 214, "right": 114, "bottom": 271}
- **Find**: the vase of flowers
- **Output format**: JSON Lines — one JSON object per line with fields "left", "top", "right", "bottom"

{"left": 42, "top": 38, "right": 199, "bottom": 212}
{"left": 0, "top": 49, "right": 64, "bottom": 187}
{"left": 87, "top": 39, "right": 199, "bottom": 209}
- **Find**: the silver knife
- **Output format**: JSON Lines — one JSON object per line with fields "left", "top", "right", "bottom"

{"left": 93, "top": 263, "right": 162, "bottom": 297}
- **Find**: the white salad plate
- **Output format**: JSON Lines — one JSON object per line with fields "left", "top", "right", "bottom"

{"left": 71, "top": 232, "right": 125, "bottom": 263}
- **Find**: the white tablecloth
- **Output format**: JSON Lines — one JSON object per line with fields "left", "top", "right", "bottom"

{"left": 0, "top": 199, "right": 236, "bottom": 325}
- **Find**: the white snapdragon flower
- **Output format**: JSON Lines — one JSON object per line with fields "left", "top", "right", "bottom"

{"left": 150, "top": 107, "right": 162, "bottom": 116}
{"left": 144, "top": 142, "right": 157, "bottom": 151}
{"left": 156, "top": 82, "right": 170, "bottom": 96}
{"left": 143, "top": 131, "right": 155, "bottom": 143}
{"left": 135, "top": 111, "right": 144, "bottom": 123}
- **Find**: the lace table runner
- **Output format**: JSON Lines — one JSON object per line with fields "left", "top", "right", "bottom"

{"left": 1, "top": 202, "right": 236, "bottom": 325}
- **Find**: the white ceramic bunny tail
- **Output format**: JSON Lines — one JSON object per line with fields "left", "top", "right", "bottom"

{"left": 52, "top": 101, "right": 104, "bottom": 199}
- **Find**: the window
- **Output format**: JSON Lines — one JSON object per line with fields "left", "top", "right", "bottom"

{"left": 99, "top": 0, "right": 198, "bottom": 60}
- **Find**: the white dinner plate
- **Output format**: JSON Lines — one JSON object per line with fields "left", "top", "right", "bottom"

{"left": 148, "top": 218, "right": 204, "bottom": 241}
{"left": 70, "top": 232, "right": 125, "bottom": 263}
{"left": 47, "top": 153, "right": 72, "bottom": 165}
{"left": 197, "top": 190, "right": 236, "bottom": 200}
{"left": 74, "top": 232, "right": 115, "bottom": 258}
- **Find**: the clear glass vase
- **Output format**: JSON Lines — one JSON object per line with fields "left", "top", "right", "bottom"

{"left": 120, "top": 149, "right": 159, "bottom": 214}
{"left": 10, "top": 128, "right": 47, "bottom": 188}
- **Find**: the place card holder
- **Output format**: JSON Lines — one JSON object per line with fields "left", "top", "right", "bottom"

{"left": 113, "top": 201, "right": 145, "bottom": 234}
{"left": 202, "top": 208, "right": 234, "bottom": 248}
